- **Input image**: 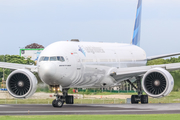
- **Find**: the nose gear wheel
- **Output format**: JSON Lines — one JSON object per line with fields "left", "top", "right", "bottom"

{"left": 51, "top": 87, "right": 73, "bottom": 108}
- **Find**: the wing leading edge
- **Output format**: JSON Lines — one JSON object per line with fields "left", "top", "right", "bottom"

{"left": 0, "top": 62, "right": 37, "bottom": 72}
{"left": 147, "top": 52, "right": 180, "bottom": 61}
{"left": 110, "top": 63, "right": 180, "bottom": 82}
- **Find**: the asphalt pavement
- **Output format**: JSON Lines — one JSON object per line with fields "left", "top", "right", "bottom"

{"left": 0, "top": 103, "right": 180, "bottom": 115}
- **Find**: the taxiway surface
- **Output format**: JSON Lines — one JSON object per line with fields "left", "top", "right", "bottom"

{"left": 0, "top": 103, "right": 179, "bottom": 115}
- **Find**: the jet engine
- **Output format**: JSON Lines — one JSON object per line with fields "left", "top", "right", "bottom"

{"left": 6, "top": 69, "right": 38, "bottom": 98}
{"left": 142, "top": 68, "right": 174, "bottom": 98}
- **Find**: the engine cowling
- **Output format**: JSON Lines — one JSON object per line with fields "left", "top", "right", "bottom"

{"left": 142, "top": 68, "right": 174, "bottom": 98}
{"left": 6, "top": 69, "right": 38, "bottom": 99}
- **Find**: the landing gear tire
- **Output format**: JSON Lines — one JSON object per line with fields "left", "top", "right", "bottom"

{"left": 52, "top": 88, "right": 73, "bottom": 108}
{"left": 131, "top": 95, "right": 139, "bottom": 104}
{"left": 55, "top": 99, "right": 64, "bottom": 108}
{"left": 127, "top": 77, "right": 149, "bottom": 104}
{"left": 52, "top": 99, "right": 57, "bottom": 107}
{"left": 141, "top": 95, "right": 148, "bottom": 104}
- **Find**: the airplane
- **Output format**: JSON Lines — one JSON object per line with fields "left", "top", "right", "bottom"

{"left": 1, "top": 0, "right": 180, "bottom": 108}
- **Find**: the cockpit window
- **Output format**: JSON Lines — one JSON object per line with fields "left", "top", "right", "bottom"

{"left": 39, "top": 56, "right": 65, "bottom": 62}
{"left": 61, "top": 57, "right": 65, "bottom": 62}
{"left": 44, "top": 57, "right": 49, "bottom": 61}
{"left": 50, "top": 57, "right": 57, "bottom": 61}
{"left": 39, "top": 57, "right": 44, "bottom": 62}
{"left": 57, "top": 56, "right": 65, "bottom": 62}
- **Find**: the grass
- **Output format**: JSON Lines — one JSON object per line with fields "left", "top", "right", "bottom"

{"left": 0, "top": 114, "right": 180, "bottom": 120}
{"left": 0, "top": 98, "right": 126, "bottom": 104}
{"left": 1, "top": 91, "right": 180, "bottom": 104}
{"left": 0, "top": 98, "right": 53, "bottom": 104}
{"left": 72, "top": 90, "right": 137, "bottom": 95}
{"left": 89, "top": 92, "right": 136, "bottom": 95}
{"left": 74, "top": 98, "right": 126, "bottom": 104}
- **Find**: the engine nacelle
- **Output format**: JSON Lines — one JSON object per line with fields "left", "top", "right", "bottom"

{"left": 142, "top": 68, "right": 174, "bottom": 98}
{"left": 6, "top": 69, "right": 38, "bottom": 99}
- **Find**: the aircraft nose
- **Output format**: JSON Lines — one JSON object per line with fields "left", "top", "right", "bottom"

{"left": 38, "top": 62, "right": 56, "bottom": 83}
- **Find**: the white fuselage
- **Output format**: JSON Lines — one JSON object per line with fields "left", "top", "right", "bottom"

{"left": 37, "top": 41, "right": 147, "bottom": 88}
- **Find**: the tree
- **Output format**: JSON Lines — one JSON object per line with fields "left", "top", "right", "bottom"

{"left": 0, "top": 55, "right": 35, "bottom": 82}
{"left": 25, "top": 43, "right": 44, "bottom": 49}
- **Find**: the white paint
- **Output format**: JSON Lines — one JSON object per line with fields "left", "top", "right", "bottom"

{"left": 37, "top": 41, "right": 147, "bottom": 88}
{"left": 21, "top": 49, "right": 43, "bottom": 62}
{"left": 0, "top": 105, "right": 10, "bottom": 107}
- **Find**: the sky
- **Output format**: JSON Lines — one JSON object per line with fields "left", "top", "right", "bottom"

{"left": 0, "top": 0, "right": 180, "bottom": 57}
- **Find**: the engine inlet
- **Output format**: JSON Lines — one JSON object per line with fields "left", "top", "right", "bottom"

{"left": 8, "top": 73, "right": 30, "bottom": 96}
{"left": 144, "top": 72, "right": 166, "bottom": 95}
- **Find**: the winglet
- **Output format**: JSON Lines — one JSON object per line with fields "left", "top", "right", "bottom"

{"left": 131, "top": 0, "right": 142, "bottom": 47}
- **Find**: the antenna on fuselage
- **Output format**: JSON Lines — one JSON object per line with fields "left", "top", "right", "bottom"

{"left": 71, "top": 39, "right": 80, "bottom": 42}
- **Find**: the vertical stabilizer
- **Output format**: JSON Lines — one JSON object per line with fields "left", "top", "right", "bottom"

{"left": 131, "top": 0, "right": 142, "bottom": 46}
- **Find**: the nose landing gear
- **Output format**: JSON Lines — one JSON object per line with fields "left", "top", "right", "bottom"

{"left": 52, "top": 88, "right": 74, "bottom": 108}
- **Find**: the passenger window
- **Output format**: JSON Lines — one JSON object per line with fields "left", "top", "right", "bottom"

{"left": 50, "top": 57, "right": 57, "bottom": 61}
{"left": 44, "top": 57, "right": 49, "bottom": 61}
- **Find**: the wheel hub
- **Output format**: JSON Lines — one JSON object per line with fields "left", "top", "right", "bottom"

{"left": 58, "top": 101, "right": 62, "bottom": 106}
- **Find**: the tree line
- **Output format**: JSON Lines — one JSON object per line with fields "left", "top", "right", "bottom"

{"left": 0, "top": 55, "right": 35, "bottom": 82}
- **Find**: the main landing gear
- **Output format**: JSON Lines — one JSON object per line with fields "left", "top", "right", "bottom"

{"left": 52, "top": 88, "right": 74, "bottom": 108}
{"left": 126, "top": 76, "right": 148, "bottom": 104}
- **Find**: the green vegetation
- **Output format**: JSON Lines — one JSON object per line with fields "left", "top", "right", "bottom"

{"left": 1, "top": 91, "right": 180, "bottom": 104}
{"left": 0, "top": 114, "right": 180, "bottom": 120}
{"left": 147, "top": 57, "right": 180, "bottom": 65}
{"left": 0, "top": 98, "right": 126, "bottom": 104}
{"left": 0, "top": 55, "right": 35, "bottom": 82}
{"left": 36, "top": 83, "right": 51, "bottom": 93}
{"left": 0, "top": 55, "right": 35, "bottom": 65}
{"left": 71, "top": 90, "right": 136, "bottom": 96}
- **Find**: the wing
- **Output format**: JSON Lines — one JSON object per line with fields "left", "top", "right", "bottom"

{"left": 147, "top": 52, "right": 180, "bottom": 60}
{"left": 110, "top": 63, "right": 180, "bottom": 82}
{"left": 0, "top": 62, "right": 37, "bottom": 72}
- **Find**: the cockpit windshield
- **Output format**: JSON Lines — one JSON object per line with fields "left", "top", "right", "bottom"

{"left": 44, "top": 57, "right": 49, "bottom": 61}
{"left": 50, "top": 57, "right": 57, "bottom": 61}
{"left": 39, "top": 56, "right": 65, "bottom": 62}
{"left": 57, "top": 56, "right": 65, "bottom": 62}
